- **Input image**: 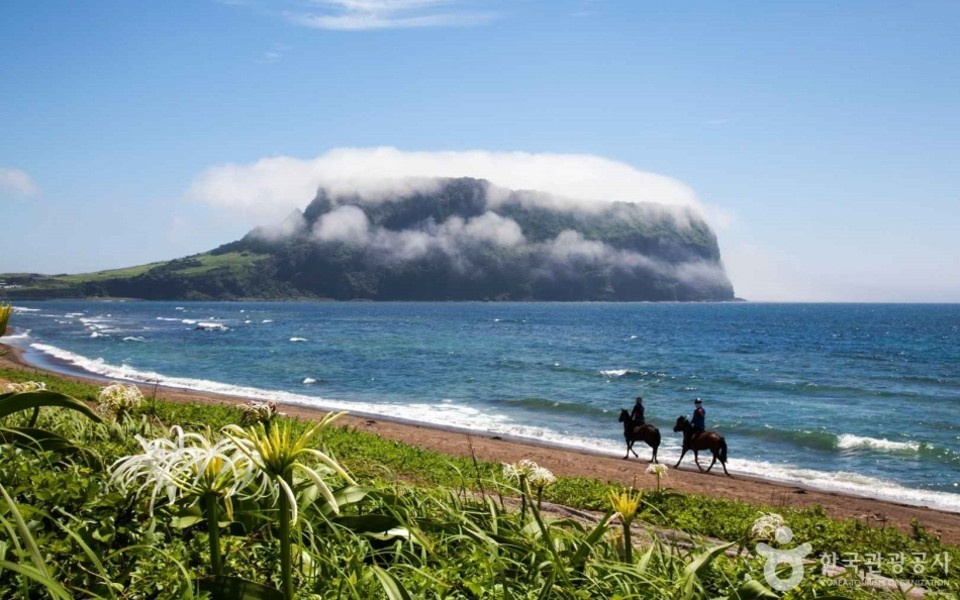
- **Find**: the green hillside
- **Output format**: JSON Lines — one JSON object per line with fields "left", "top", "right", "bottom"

{"left": 1, "top": 178, "right": 735, "bottom": 301}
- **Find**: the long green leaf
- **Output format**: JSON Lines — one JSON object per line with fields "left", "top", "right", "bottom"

{"left": 0, "top": 427, "right": 81, "bottom": 454}
{"left": 0, "top": 561, "right": 72, "bottom": 600}
{"left": 54, "top": 520, "right": 118, "bottom": 600}
{"left": 197, "top": 576, "right": 284, "bottom": 600}
{"left": 333, "top": 484, "right": 374, "bottom": 506}
{"left": 682, "top": 542, "right": 734, "bottom": 598}
{"left": 333, "top": 514, "right": 401, "bottom": 533}
{"left": 0, "top": 390, "right": 102, "bottom": 422}
{"left": 371, "top": 565, "right": 412, "bottom": 600}
{"left": 570, "top": 510, "right": 613, "bottom": 572}
{"left": 0, "top": 485, "right": 49, "bottom": 579}
{"left": 728, "top": 578, "right": 779, "bottom": 599}
{"left": 0, "top": 484, "right": 72, "bottom": 600}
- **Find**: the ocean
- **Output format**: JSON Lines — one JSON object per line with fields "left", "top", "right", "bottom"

{"left": 5, "top": 301, "right": 960, "bottom": 511}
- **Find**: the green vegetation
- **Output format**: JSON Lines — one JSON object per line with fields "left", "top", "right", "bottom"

{"left": 1, "top": 251, "right": 276, "bottom": 301}
{"left": 1, "top": 178, "right": 735, "bottom": 302}
{"left": 1, "top": 366, "right": 957, "bottom": 598}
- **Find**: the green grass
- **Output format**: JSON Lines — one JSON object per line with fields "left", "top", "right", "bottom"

{"left": 1, "top": 366, "right": 958, "bottom": 598}
{"left": 54, "top": 262, "right": 164, "bottom": 283}
{"left": 52, "top": 251, "right": 269, "bottom": 283}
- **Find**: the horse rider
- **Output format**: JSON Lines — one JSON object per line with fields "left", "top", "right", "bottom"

{"left": 691, "top": 398, "right": 706, "bottom": 436}
{"left": 630, "top": 396, "right": 645, "bottom": 425}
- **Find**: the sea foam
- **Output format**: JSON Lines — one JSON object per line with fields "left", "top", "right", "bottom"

{"left": 837, "top": 434, "right": 921, "bottom": 453}
{"left": 2, "top": 329, "right": 31, "bottom": 341}
{"left": 600, "top": 369, "right": 641, "bottom": 378}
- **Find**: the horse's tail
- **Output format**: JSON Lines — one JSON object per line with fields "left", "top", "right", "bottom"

{"left": 719, "top": 437, "right": 728, "bottom": 464}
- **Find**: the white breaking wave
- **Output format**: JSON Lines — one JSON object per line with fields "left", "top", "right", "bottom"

{"left": 600, "top": 369, "right": 639, "bottom": 378}
{"left": 20, "top": 341, "right": 960, "bottom": 514}
{"left": 122, "top": 336, "right": 146, "bottom": 342}
{"left": 262, "top": 319, "right": 274, "bottom": 323}
{"left": 290, "top": 337, "right": 308, "bottom": 342}
{"left": 195, "top": 322, "right": 229, "bottom": 331}
{"left": 181, "top": 319, "right": 198, "bottom": 325}
{"left": 156, "top": 317, "right": 180, "bottom": 322}
{"left": 837, "top": 434, "right": 921, "bottom": 453}
{"left": 303, "top": 377, "right": 317, "bottom": 384}
{"left": 79, "top": 316, "right": 115, "bottom": 332}
{"left": 2, "top": 329, "right": 30, "bottom": 341}
{"left": 12, "top": 306, "right": 40, "bottom": 313}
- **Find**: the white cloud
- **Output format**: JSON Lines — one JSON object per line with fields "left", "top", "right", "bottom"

{"left": 313, "top": 204, "right": 370, "bottom": 244}
{"left": 308, "top": 207, "right": 524, "bottom": 268}
{"left": 0, "top": 167, "right": 38, "bottom": 197}
{"left": 258, "top": 43, "right": 291, "bottom": 64}
{"left": 189, "top": 147, "right": 704, "bottom": 222}
{"left": 461, "top": 211, "right": 523, "bottom": 247}
{"left": 286, "top": 0, "right": 495, "bottom": 31}
{"left": 547, "top": 230, "right": 611, "bottom": 264}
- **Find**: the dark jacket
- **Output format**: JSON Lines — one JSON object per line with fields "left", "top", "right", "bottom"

{"left": 691, "top": 406, "right": 705, "bottom": 431}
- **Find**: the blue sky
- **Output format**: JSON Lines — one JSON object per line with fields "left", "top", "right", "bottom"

{"left": 2, "top": 0, "right": 959, "bottom": 301}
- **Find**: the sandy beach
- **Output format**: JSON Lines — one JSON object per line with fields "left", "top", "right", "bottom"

{"left": 3, "top": 344, "right": 959, "bottom": 547}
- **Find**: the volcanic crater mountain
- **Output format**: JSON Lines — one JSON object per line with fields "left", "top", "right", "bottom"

{"left": 1, "top": 178, "right": 735, "bottom": 301}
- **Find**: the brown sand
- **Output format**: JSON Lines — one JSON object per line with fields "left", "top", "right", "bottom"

{"left": 3, "top": 345, "right": 959, "bottom": 546}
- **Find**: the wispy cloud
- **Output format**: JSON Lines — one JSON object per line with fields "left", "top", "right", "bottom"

{"left": 257, "top": 43, "right": 291, "bottom": 63}
{"left": 286, "top": 0, "right": 496, "bottom": 31}
{"left": 0, "top": 167, "right": 38, "bottom": 197}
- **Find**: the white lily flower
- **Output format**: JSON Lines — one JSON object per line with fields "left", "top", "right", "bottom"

{"left": 110, "top": 426, "right": 259, "bottom": 516}
{"left": 98, "top": 382, "right": 144, "bottom": 418}
{"left": 502, "top": 459, "right": 542, "bottom": 484}
{"left": 528, "top": 466, "right": 556, "bottom": 489}
{"left": 646, "top": 464, "right": 668, "bottom": 477}
{"left": 750, "top": 512, "right": 787, "bottom": 540}
{"left": 238, "top": 400, "right": 285, "bottom": 426}
{"left": 5, "top": 381, "right": 46, "bottom": 393}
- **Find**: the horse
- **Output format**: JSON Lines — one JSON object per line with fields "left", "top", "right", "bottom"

{"left": 673, "top": 415, "right": 729, "bottom": 475}
{"left": 618, "top": 409, "right": 661, "bottom": 463}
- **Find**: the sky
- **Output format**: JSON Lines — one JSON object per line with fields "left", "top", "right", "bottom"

{"left": 2, "top": 0, "right": 959, "bottom": 302}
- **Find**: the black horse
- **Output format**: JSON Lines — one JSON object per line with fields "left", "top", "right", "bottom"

{"left": 673, "top": 415, "right": 729, "bottom": 476}
{"left": 618, "top": 409, "right": 661, "bottom": 463}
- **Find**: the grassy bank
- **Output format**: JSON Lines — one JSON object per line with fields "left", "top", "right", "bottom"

{"left": 1, "top": 366, "right": 957, "bottom": 598}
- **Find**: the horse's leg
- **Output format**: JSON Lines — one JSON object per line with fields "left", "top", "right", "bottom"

{"left": 693, "top": 449, "right": 704, "bottom": 472}
{"left": 630, "top": 442, "right": 640, "bottom": 458}
{"left": 674, "top": 447, "right": 689, "bottom": 469}
{"left": 651, "top": 445, "right": 658, "bottom": 464}
{"left": 706, "top": 452, "right": 717, "bottom": 473}
{"left": 720, "top": 440, "right": 731, "bottom": 476}
{"left": 623, "top": 441, "right": 631, "bottom": 460}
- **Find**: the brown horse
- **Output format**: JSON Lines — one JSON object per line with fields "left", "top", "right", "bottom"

{"left": 618, "top": 409, "right": 661, "bottom": 463}
{"left": 673, "top": 415, "right": 729, "bottom": 476}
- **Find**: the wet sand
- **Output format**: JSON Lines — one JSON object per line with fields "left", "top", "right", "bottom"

{"left": 3, "top": 344, "right": 959, "bottom": 546}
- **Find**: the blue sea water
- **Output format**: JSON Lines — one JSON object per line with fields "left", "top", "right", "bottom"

{"left": 6, "top": 301, "right": 960, "bottom": 510}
